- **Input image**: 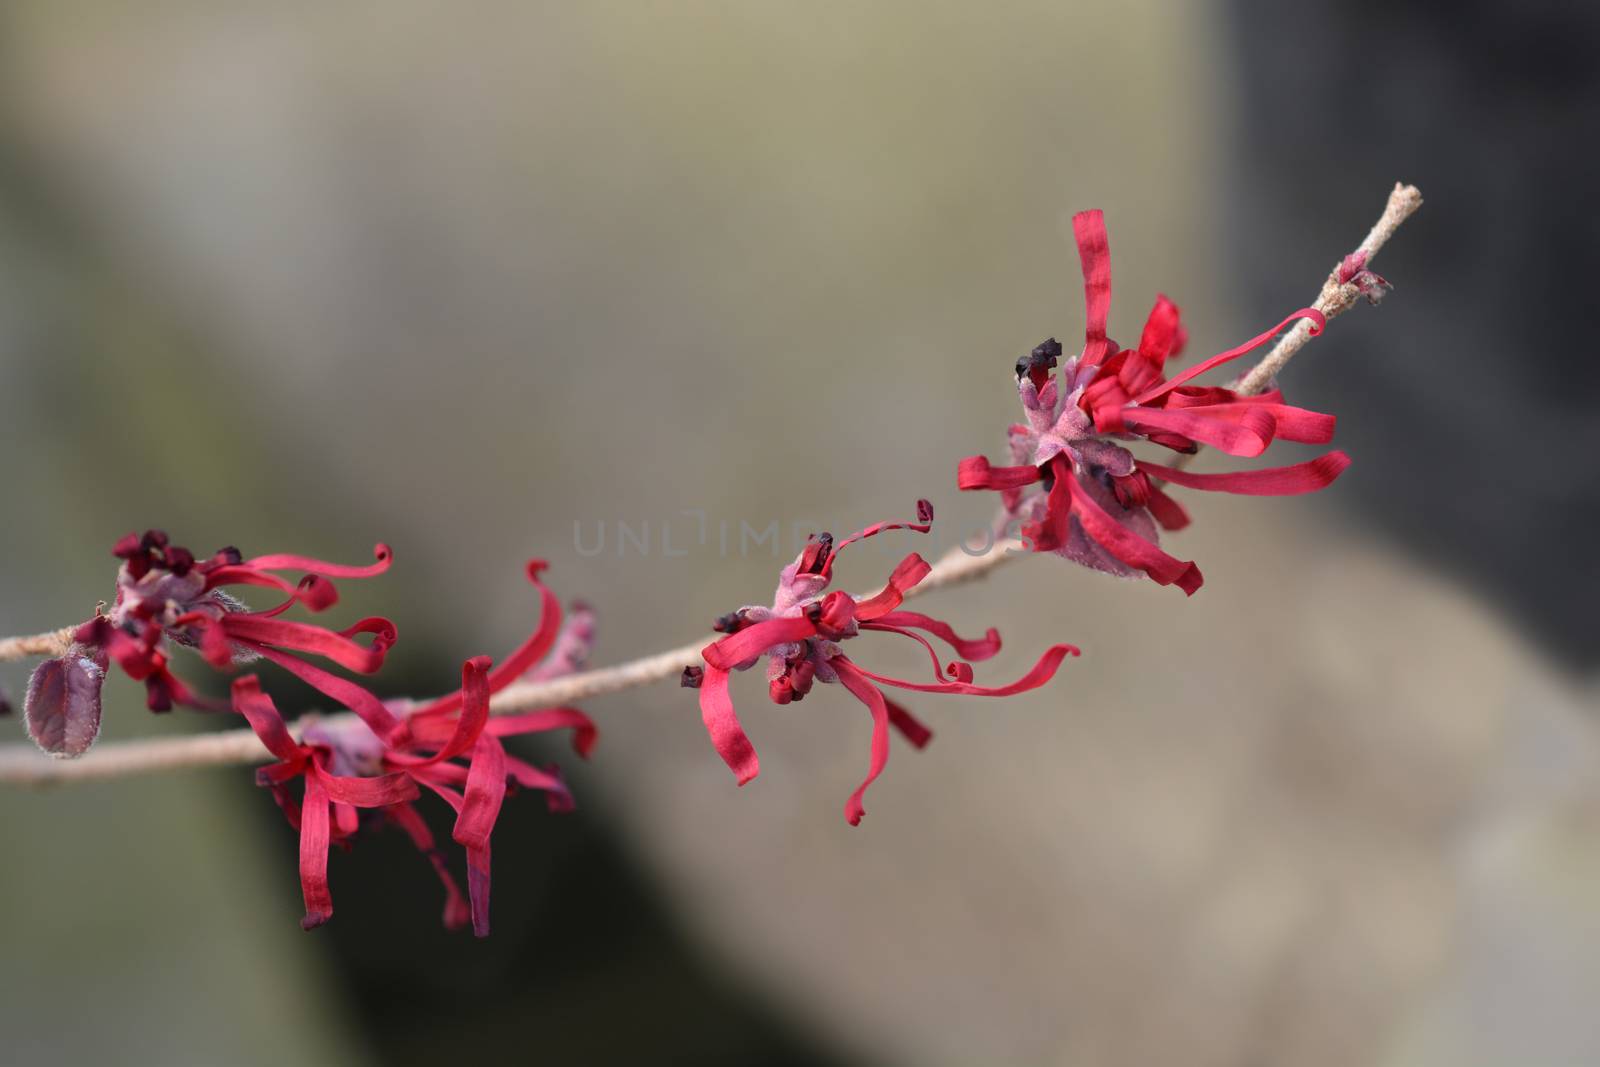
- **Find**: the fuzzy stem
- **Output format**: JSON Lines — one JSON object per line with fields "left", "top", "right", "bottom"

{"left": 1234, "top": 183, "right": 1422, "bottom": 397}
{"left": 0, "top": 182, "right": 1422, "bottom": 787}
{"left": 0, "top": 627, "right": 76, "bottom": 662}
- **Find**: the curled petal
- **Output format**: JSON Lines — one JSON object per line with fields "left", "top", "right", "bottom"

{"left": 204, "top": 566, "right": 339, "bottom": 613}
{"left": 828, "top": 656, "right": 893, "bottom": 827}
{"left": 868, "top": 611, "right": 1001, "bottom": 661}
{"left": 854, "top": 553, "right": 933, "bottom": 621}
{"left": 697, "top": 665, "right": 760, "bottom": 785}
{"left": 243, "top": 543, "right": 394, "bottom": 579}
{"left": 410, "top": 562, "right": 563, "bottom": 718}
{"left": 399, "top": 656, "right": 495, "bottom": 767}
{"left": 852, "top": 643, "right": 1080, "bottom": 697}
{"left": 826, "top": 500, "right": 935, "bottom": 568}
{"left": 1137, "top": 451, "right": 1352, "bottom": 496}
{"left": 958, "top": 456, "right": 1043, "bottom": 492}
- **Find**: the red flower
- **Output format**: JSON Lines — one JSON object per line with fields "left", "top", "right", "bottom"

{"left": 234, "top": 560, "right": 596, "bottom": 935}
{"left": 683, "top": 502, "right": 1077, "bottom": 825}
{"left": 958, "top": 209, "right": 1351, "bottom": 595}
{"left": 73, "top": 530, "right": 406, "bottom": 746}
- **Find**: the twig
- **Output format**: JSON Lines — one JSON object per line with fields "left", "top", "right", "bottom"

{"left": 0, "top": 627, "right": 75, "bottom": 663}
{"left": 0, "top": 540, "right": 1026, "bottom": 785}
{"left": 1234, "top": 183, "right": 1422, "bottom": 397}
{"left": 0, "top": 182, "right": 1423, "bottom": 787}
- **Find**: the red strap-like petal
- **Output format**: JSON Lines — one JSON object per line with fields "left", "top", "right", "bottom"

{"left": 1118, "top": 406, "right": 1276, "bottom": 458}
{"left": 253, "top": 646, "right": 410, "bottom": 748}
{"left": 203, "top": 566, "right": 340, "bottom": 612}
{"left": 1145, "top": 482, "right": 1192, "bottom": 530}
{"left": 828, "top": 656, "right": 893, "bottom": 827}
{"left": 1168, "top": 400, "right": 1335, "bottom": 444}
{"left": 1066, "top": 473, "right": 1203, "bottom": 594}
{"left": 1137, "top": 451, "right": 1351, "bottom": 495}
{"left": 885, "top": 699, "right": 933, "bottom": 749}
{"left": 854, "top": 553, "right": 934, "bottom": 621}
{"left": 860, "top": 623, "right": 962, "bottom": 683}
{"left": 853, "top": 643, "right": 1079, "bottom": 696}
{"left": 958, "top": 456, "right": 1042, "bottom": 492}
{"left": 826, "top": 500, "right": 934, "bottom": 569}
{"left": 1132, "top": 309, "right": 1325, "bottom": 404}
{"left": 868, "top": 611, "right": 1001, "bottom": 661}
{"left": 1022, "top": 454, "right": 1075, "bottom": 553}
{"left": 1137, "top": 294, "right": 1183, "bottom": 366}
{"left": 697, "top": 665, "right": 760, "bottom": 785}
{"left": 702, "top": 615, "right": 818, "bottom": 670}
{"left": 410, "top": 562, "right": 564, "bottom": 717}
{"left": 221, "top": 615, "right": 393, "bottom": 674}
{"left": 466, "top": 843, "right": 492, "bottom": 939}
{"left": 1073, "top": 210, "right": 1115, "bottom": 368}
{"left": 230, "top": 675, "right": 305, "bottom": 764}
{"left": 504, "top": 754, "right": 573, "bottom": 800}
{"left": 314, "top": 766, "right": 421, "bottom": 807}
{"left": 243, "top": 543, "right": 393, "bottom": 578}
{"left": 453, "top": 733, "right": 508, "bottom": 854}
{"left": 386, "top": 801, "right": 471, "bottom": 931}
{"left": 484, "top": 707, "right": 598, "bottom": 758}
{"left": 298, "top": 773, "right": 334, "bottom": 930}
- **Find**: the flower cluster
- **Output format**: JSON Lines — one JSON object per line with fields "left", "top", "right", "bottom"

{"left": 232, "top": 559, "right": 597, "bottom": 935}
{"left": 683, "top": 502, "right": 1077, "bottom": 825}
{"left": 4, "top": 200, "right": 1399, "bottom": 938}
{"left": 24, "top": 530, "right": 401, "bottom": 758}
{"left": 958, "top": 210, "right": 1352, "bottom": 595}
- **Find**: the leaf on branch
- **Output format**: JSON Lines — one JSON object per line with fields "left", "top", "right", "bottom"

{"left": 24, "top": 650, "right": 106, "bottom": 758}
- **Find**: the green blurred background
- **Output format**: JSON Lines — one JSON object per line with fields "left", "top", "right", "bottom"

{"left": 1, "top": 3, "right": 1595, "bottom": 1065}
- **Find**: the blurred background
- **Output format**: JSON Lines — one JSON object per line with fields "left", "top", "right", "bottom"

{"left": 0, "top": 2, "right": 1595, "bottom": 1064}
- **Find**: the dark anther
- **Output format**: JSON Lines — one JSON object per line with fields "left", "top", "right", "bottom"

{"left": 680, "top": 665, "right": 705, "bottom": 689}
{"left": 798, "top": 532, "right": 834, "bottom": 575}
{"left": 165, "top": 546, "right": 196, "bottom": 576}
{"left": 1015, "top": 337, "right": 1062, "bottom": 390}
{"left": 712, "top": 611, "right": 747, "bottom": 634}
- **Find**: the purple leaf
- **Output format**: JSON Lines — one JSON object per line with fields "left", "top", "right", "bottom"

{"left": 24, "top": 651, "right": 105, "bottom": 758}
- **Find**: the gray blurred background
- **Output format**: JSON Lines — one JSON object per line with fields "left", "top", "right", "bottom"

{"left": 0, "top": 3, "right": 1595, "bottom": 1065}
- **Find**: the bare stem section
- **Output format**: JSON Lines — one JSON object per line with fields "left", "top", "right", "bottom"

{"left": 0, "top": 183, "right": 1422, "bottom": 787}
{"left": 1235, "top": 183, "right": 1423, "bottom": 396}
{"left": 0, "top": 627, "right": 75, "bottom": 663}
